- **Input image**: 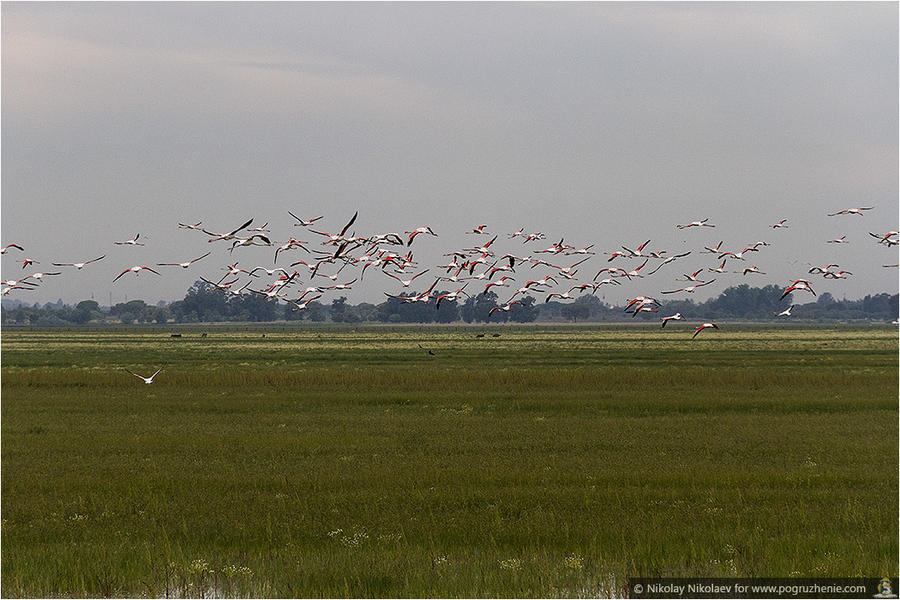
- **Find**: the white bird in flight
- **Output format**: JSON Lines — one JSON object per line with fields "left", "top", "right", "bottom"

{"left": 692, "top": 323, "right": 719, "bottom": 339}
{"left": 114, "top": 234, "right": 144, "bottom": 246}
{"left": 125, "top": 367, "right": 163, "bottom": 384}
{"left": 113, "top": 266, "right": 161, "bottom": 282}
{"left": 156, "top": 252, "right": 211, "bottom": 269}
{"left": 776, "top": 305, "right": 795, "bottom": 317}
{"left": 52, "top": 256, "right": 106, "bottom": 270}
{"left": 827, "top": 206, "right": 874, "bottom": 216}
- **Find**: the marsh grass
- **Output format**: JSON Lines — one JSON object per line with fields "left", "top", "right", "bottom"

{"left": 2, "top": 326, "right": 897, "bottom": 597}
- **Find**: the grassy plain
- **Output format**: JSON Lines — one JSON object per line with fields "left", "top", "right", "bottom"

{"left": 1, "top": 325, "right": 897, "bottom": 597}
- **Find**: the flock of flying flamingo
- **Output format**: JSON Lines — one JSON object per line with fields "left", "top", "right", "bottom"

{"left": 3, "top": 206, "right": 898, "bottom": 365}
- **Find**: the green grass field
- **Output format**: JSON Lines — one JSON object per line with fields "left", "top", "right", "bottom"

{"left": 2, "top": 325, "right": 897, "bottom": 597}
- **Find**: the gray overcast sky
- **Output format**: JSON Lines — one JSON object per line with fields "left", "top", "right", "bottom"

{"left": 2, "top": 2, "right": 897, "bottom": 308}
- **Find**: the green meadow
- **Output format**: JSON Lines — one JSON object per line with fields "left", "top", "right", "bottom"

{"left": 2, "top": 325, "right": 897, "bottom": 597}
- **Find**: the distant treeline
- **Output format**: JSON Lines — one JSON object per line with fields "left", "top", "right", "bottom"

{"left": 2, "top": 282, "right": 897, "bottom": 325}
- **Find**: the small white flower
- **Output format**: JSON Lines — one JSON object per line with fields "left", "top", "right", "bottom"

{"left": 499, "top": 558, "right": 522, "bottom": 571}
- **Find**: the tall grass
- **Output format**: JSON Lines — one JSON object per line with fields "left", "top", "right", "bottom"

{"left": 2, "top": 326, "right": 897, "bottom": 597}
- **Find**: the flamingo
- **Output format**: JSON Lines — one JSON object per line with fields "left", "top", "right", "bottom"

{"left": 676, "top": 218, "right": 715, "bottom": 229}
{"left": 826, "top": 236, "right": 848, "bottom": 244}
{"left": 250, "top": 286, "right": 288, "bottom": 300}
{"left": 1, "top": 243, "right": 24, "bottom": 254}
{"left": 482, "top": 276, "right": 515, "bottom": 295}
{"left": 631, "top": 303, "right": 659, "bottom": 318}
{"left": 114, "top": 234, "right": 144, "bottom": 246}
{"left": 526, "top": 275, "right": 558, "bottom": 288}
{"left": 529, "top": 259, "right": 559, "bottom": 269}
{"left": 621, "top": 239, "right": 652, "bottom": 258}
{"left": 125, "top": 367, "right": 163, "bottom": 384}
{"left": 677, "top": 269, "right": 705, "bottom": 282}
{"left": 2, "top": 278, "right": 38, "bottom": 287}
{"left": 567, "top": 284, "right": 594, "bottom": 294}
{"left": 263, "top": 272, "right": 298, "bottom": 291}
{"left": 156, "top": 252, "right": 210, "bottom": 269}
{"left": 808, "top": 264, "right": 839, "bottom": 275}
{"left": 719, "top": 246, "right": 759, "bottom": 261}
{"left": 776, "top": 305, "right": 795, "bottom": 317}
{"left": 594, "top": 267, "right": 624, "bottom": 280}
{"left": 466, "top": 225, "right": 489, "bottom": 234}
{"left": 310, "top": 211, "right": 361, "bottom": 246}
{"left": 508, "top": 227, "right": 525, "bottom": 239}
{"left": 274, "top": 238, "right": 310, "bottom": 262}
{"left": 780, "top": 281, "right": 816, "bottom": 300}
{"left": 604, "top": 250, "right": 629, "bottom": 262}
{"left": 740, "top": 266, "right": 766, "bottom": 275}
{"left": 556, "top": 257, "right": 590, "bottom": 278}
{"left": 229, "top": 234, "right": 272, "bottom": 252}
{"left": 405, "top": 225, "right": 438, "bottom": 246}
{"left": 468, "top": 265, "right": 496, "bottom": 282}
{"left": 621, "top": 260, "right": 649, "bottom": 279}
{"left": 385, "top": 269, "right": 430, "bottom": 287}
{"left": 367, "top": 233, "right": 404, "bottom": 246}
{"left": 287, "top": 295, "right": 322, "bottom": 311}
{"left": 53, "top": 256, "right": 106, "bottom": 270}
{"left": 522, "top": 232, "right": 545, "bottom": 243}
{"left": 178, "top": 221, "right": 203, "bottom": 230}
{"left": 487, "top": 263, "right": 516, "bottom": 279}
{"left": 287, "top": 212, "right": 324, "bottom": 227}
{"left": 707, "top": 259, "right": 728, "bottom": 274}
{"left": 823, "top": 270, "right": 852, "bottom": 279}
{"left": 535, "top": 238, "right": 569, "bottom": 255}
{"left": 465, "top": 235, "right": 498, "bottom": 256}
{"left": 869, "top": 231, "right": 899, "bottom": 245}
{"left": 17, "top": 258, "right": 39, "bottom": 269}
{"left": 661, "top": 279, "right": 716, "bottom": 294}
{"left": 771, "top": 219, "right": 789, "bottom": 228}
{"left": 592, "top": 278, "right": 621, "bottom": 288}
{"left": 24, "top": 271, "right": 62, "bottom": 283}
{"left": 202, "top": 218, "right": 254, "bottom": 242}
{"left": 692, "top": 323, "right": 719, "bottom": 339}
{"left": 386, "top": 278, "right": 439, "bottom": 304}
{"left": 1, "top": 284, "right": 35, "bottom": 295}
{"left": 223, "top": 281, "right": 252, "bottom": 297}
{"left": 326, "top": 279, "right": 357, "bottom": 291}
{"left": 701, "top": 241, "right": 724, "bottom": 254}
{"left": 546, "top": 284, "right": 591, "bottom": 302}
{"left": 199, "top": 276, "right": 240, "bottom": 291}
{"left": 660, "top": 313, "right": 684, "bottom": 327}
{"left": 546, "top": 291, "right": 576, "bottom": 302}
{"left": 435, "top": 285, "right": 470, "bottom": 308}
{"left": 646, "top": 251, "right": 692, "bottom": 275}
{"left": 827, "top": 206, "right": 874, "bottom": 216}
{"left": 113, "top": 266, "right": 160, "bottom": 282}
{"left": 624, "top": 296, "right": 660, "bottom": 312}
{"left": 222, "top": 262, "right": 256, "bottom": 277}
{"left": 249, "top": 266, "right": 291, "bottom": 277}
{"left": 489, "top": 301, "right": 522, "bottom": 315}
{"left": 438, "top": 264, "right": 468, "bottom": 284}
{"left": 466, "top": 254, "right": 494, "bottom": 273}
{"left": 290, "top": 258, "right": 332, "bottom": 278}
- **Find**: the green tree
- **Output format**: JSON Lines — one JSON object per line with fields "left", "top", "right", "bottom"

{"left": 331, "top": 297, "right": 347, "bottom": 322}
{"left": 560, "top": 303, "right": 589, "bottom": 322}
